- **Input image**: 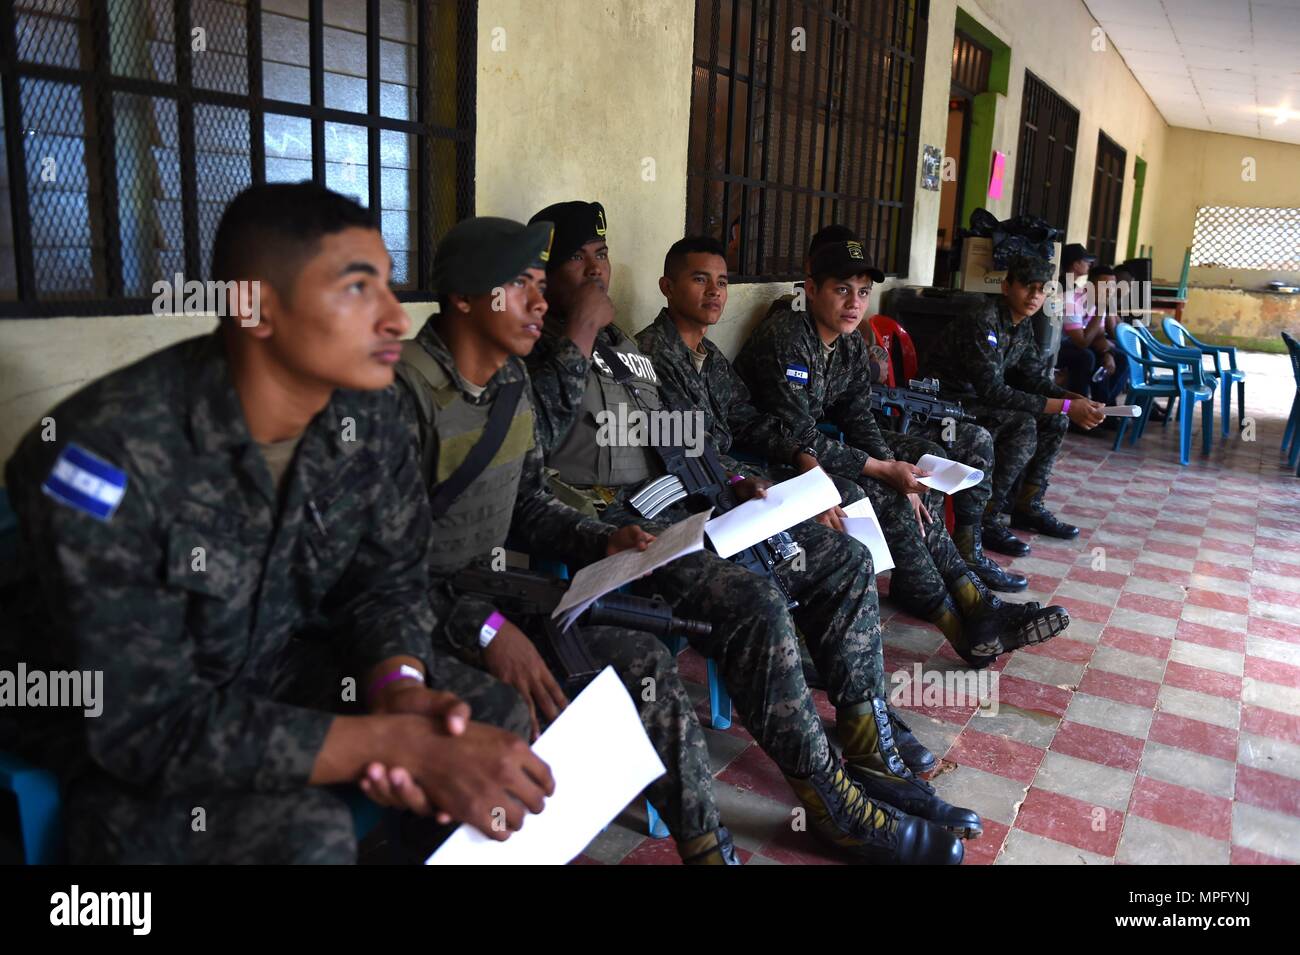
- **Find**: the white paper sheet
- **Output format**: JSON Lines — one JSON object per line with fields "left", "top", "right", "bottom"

{"left": 841, "top": 497, "right": 895, "bottom": 573}
{"left": 703, "top": 467, "right": 840, "bottom": 559}
{"left": 427, "top": 667, "right": 666, "bottom": 866}
{"left": 1101, "top": 404, "right": 1142, "bottom": 418}
{"left": 914, "top": 453, "right": 985, "bottom": 495}
{"left": 551, "top": 510, "right": 709, "bottom": 631}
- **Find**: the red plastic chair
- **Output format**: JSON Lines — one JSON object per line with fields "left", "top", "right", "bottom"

{"left": 864, "top": 317, "right": 955, "bottom": 532}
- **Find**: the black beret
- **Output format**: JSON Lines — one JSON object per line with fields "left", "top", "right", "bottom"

{"left": 528, "top": 200, "right": 607, "bottom": 266}
{"left": 433, "top": 216, "right": 554, "bottom": 296}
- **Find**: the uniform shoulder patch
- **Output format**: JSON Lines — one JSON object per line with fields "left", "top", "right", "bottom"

{"left": 985, "top": 330, "right": 999, "bottom": 348}
{"left": 785, "top": 362, "right": 810, "bottom": 384}
{"left": 41, "top": 442, "right": 128, "bottom": 522}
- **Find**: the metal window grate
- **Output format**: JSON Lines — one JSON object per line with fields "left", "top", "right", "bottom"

{"left": 1191, "top": 206, "right": 1300, "bottom": 272}
{"left": 686, "top": 0, "right": 929, "bottom": 283}
{"left": 1013, "top": 70, "right": 1077, "bottom": 234}
{"left": 0, "top": 0, "right": 476, "bottom": 317}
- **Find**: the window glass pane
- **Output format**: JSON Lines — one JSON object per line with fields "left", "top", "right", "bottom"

{"left": 325, "top": 121, "right": 368, "bottom": 206}
{"left": 263, "top": 10, "right": 310, "bottom": 104}
{"left": 264, "top": 113, "right": 313, "bottom": 183}
{"left": 380, "top": 130, "right": 414, "bottom": 287}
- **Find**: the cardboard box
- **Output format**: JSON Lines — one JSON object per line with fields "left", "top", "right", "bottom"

{"left": 958, "top": 237, "right": 1062, "bottom": 293}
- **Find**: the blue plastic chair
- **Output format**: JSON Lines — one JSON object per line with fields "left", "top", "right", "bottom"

{"left": 0, "top": 751, "right": 63, "bottom": 864}
{"left": 1112, "top": 324, "right": 1215, "bottom": 465}
{"left": 1163, "top": 317, "right": 1245, "bottom": 437}
{"left": 1281, "top": 332, "right": 1300, "bottom": 476}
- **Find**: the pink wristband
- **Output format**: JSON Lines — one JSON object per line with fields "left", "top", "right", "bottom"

{"left": 1061, "top": 398, "right": 1071, "bottom": 416}
{"left": 479, "top": 610, "right": 506, "bottom": 648}
{"left": 728, "top": 474, "right": 746, "bottom": 485}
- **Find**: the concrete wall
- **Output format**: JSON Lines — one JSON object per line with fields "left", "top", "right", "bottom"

{"left": 4, "top": 0, "right": 1300, "bottom": 466}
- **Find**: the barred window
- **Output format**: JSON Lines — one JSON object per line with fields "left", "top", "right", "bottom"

{"left": 686, "top": 0, "right": 930, "bottom": 282}
{"left": 1190, "top": 206, "right": 1300, "bottom": 272}
{"left": 0, "top": 0, "right": 476, "bottom": 317}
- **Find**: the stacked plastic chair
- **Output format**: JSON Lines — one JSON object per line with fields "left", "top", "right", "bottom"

{"left": 1112, "top": 323, "right": 1215, "bottom": 465}
{"left": 1163, "top": 317, "right": 1246, "bottom": 438}
{"left": 1282, "top": 332, "right": 1300, "bottom": 476}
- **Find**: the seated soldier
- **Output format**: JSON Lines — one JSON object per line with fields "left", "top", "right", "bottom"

{"left": 925, "top": 256, "right": 1106, "bottom": 556}
{"left": 733, "top": 239, "right": 1070, "bottom": 668}
{"left": 635, "top": 235, "right": 981, "bottom": 837}
{"left": 1, "top": 183, "right": 553, "bottom": 863}
{"left": 764, "top": 227, "right": 1022, "bottom": 592}
{"left": 393, "top": 215, "right": 737, "bottom": 864}
{"left": 524, "top": 199, "right": 965, "bottom": 864}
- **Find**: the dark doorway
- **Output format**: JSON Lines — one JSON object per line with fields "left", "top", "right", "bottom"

{"left": 1087, "top": 131, "right": 1127, "bottom": 266}
{"left": 935, "top": 29, "right": 992, "bottom": 286}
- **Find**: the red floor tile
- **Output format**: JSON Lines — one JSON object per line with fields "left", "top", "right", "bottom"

{"left": 1145, "top": 539, "right": 1200, "bottom": 560}
{"left": 1251, "top": 586, "right": 1300, "bottom": 609}
{"left": 1175, "top": 620, "right": 1247, "bottom": 653}
{"left": 1101, "top": 626, "right": 1172, "bottom": 660}
{"left": 1118, "top": 591, "right": 1184, "bottom": 620}
{"left": 1024, "top": 635, "right": 1096, "bottom": 665}
{"left": 1230, "top": 845, "right": 1295, "bottom": 865}
{"left": 1159, "top": 521, "right": 1205, "bottom": 538}
{"left": 1147, "top": 711, "right": 1238, "bottom": 762}
{"left": 1078, "top": 667, "right": 1161, "bottom": 708}
{"left": 1025, "top": 573, "right": 1064, "bottom": 594}
{"left": 1234, "top": 764, "right": 1300, "bottom": 818}
{"left": 1163, "top": 660, "right": 1242, "bottom": 700}
{"left": 757, "top": 825, "right": 849, "bottom": 866}
{"left": 1054, "top": 596, "right": 1114, "bottom": 625}
{"left": 1193, "top": 560, "right": 1251, "bottom": 583}
{"left": 1067, "top": 567, "right": 1130, "bottom": 590}
{"left": 1014, "top": 787, "right": 1123, "bottom": 857}
{"left": 995, "top": 673, "right": 1073, "bottom": 719}
{"left": 714, "top": 743, "right": 794, "bottom": 805}
{"left": 945, "top": 727, "right": 1045, "bottom": 785}
{"left": 1185, "top": 589, "right": 1251, "bottom": 615}
{"left": 1247, "top": 616, "right": 1300, "bottom": 645}
{"left": 1127, "top": 773, "right": 1232, "bottom": 842}
{"left": 1241, "top": 705, "right": 1300, "bottom": 746}
{"left": 1050, "top": 719, "right": 1144, "bottom": 772}
{"left": 962, "top": 818, "right": 1011, "bottom": 865}
{"left": 1132, "top": 562, "right": 1193, "bottom": 585}
{"left": 1245, "top": 655, "right": 1300, "bottom": 690}
{"left": 1199, "top": 538, "right": 1254, "bottom": 557}
{"left": 882, "top": 644, "right": 929, "bottom": 676}
{"left": 1252, "top": 558, "right": 1300, "bottom": 577}
{"left": 619, "top": 837, "right": 682, "bottom": 865}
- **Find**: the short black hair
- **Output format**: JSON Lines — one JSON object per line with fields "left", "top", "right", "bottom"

{"left": 211, "top": 181, "right": 377, "bottom": 301}
{"left": 1090, "top": 265, "right": 1118, "bottom": 279}
{"left": 664, "top": 235, "right": 727, "bottom": 278}
{"left": 808, "top": 224, "right": 858, "bottom": 259}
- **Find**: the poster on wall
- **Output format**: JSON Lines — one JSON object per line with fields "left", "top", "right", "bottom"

{"left": 921, "top": 145, "right": 942, "bottom": 191}
{"left": 988, "top": 151, "right": 1007, "bottom": 200}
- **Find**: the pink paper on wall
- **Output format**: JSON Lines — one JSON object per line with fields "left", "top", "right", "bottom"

{"left": 988, "top": 151, "right": 1006, "bottom": 200}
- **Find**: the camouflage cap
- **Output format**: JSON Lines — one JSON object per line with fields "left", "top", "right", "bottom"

{"left": 433, "top": 216, "right": 554, "bottom": 296}
{"left": 528, "top": 200, "right": 607, "bottom": 266}
{"left": 1004, "top": 255, "right": 1055, "bottom": 285}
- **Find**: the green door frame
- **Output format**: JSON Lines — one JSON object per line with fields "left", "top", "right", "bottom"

{"left": 954, "top": 8, "right": 1011, "bottom": 230}
{"left": 1125, "top": 157, "right": 1147, "bottom": 260}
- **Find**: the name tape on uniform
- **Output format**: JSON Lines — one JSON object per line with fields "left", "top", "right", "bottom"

{"left": 42, "top": 443, "right": 128, "bottom": 522}
{"left": 785, "top": 363, "right": 810, "bottom": 383}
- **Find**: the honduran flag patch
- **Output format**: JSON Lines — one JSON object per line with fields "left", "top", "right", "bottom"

{"left": 42, "top": 443, "right": 128, "bottom": 522}
{"left": 785, "top": 363, "right": 810, "bottom": 383}
{"left": 986, "top": 331, "right": 999, "bottom": 348}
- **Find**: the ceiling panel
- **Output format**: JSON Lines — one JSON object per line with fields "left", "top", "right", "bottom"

{"left": 1084, "top": 0, "right": 1300, "bottom": 143}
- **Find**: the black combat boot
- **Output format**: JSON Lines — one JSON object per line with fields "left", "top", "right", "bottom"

{"left": 982, "top": 518, "right": 1031, "bottom": 557}
{"left": 679, "top": 826, "right": 742, "bottom": 865}
{"left": 785, "top": 755, "right": 964, "bottom": 865}
{"left": 887, "top": 704, "right": 937, "bottom": 775}
{"left": 838, "top": 699, "right": 983, "bottom": 839}
{"left": 1010, "top": 483, "right": 1079, "bottom": 539}
{"left": 953, "top": 523, "right": 1029, "bottom": 592}
{"left": 957, "top": 574, "right": 1071, "bottom": 660}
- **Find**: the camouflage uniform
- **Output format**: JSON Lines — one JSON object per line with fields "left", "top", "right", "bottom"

{"left": 732, "top": 306, "right": 976, "bottom": 617}
{"left": 1, "top": 331, "right": 520, "bottom": 864}
{"left": 527, "top": 318, "right": 882, "bottom": 776}
{"left": 394, "top": 321, "right": 721, "bottom": 843}
{"left": 925, "top": 296, "right": 1070, "bottom": 516}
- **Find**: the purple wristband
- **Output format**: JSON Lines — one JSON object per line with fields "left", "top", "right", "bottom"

{"left": 728, "top": 474, "right": 746, "bottom": 485}
{"left": 479, "top": 610, "right": 506, "bottom": 648}
{"left": 367, "top": 664, "right": 424, "bottom": 704}
{"left": 1061, "top": 398, "right": 1072, "bottom": 416}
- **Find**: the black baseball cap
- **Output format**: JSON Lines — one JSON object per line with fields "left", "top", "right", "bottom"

{"left": 432, "top": 216, "right": 554, "bottom": 297}
{"left": 1061, "top": 243, "right": 1097, "bottom": 266}
{"left": 809, "top": 240, "right": 885, "bottom": 282}
{"left": 528, "top": 200, "right": 607, "bottom": 266}
{"left": 808, "top": 224, "right": 859, "bottom": 259}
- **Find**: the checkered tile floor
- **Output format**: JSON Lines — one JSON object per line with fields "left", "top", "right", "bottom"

{"left": 577, "top": 351, "right": 1300, "bottom": 865}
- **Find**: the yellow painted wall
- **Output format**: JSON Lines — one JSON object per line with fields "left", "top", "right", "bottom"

{"left": 1148, "top": 127, "right": 1300, "bottom": 290}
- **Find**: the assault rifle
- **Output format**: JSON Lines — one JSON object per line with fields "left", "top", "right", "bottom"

{"left": 870, "top": 378, "right": 975, "bottom": 437}
{"left": 453, "top": 565, "right": 711, "bottom": 694}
